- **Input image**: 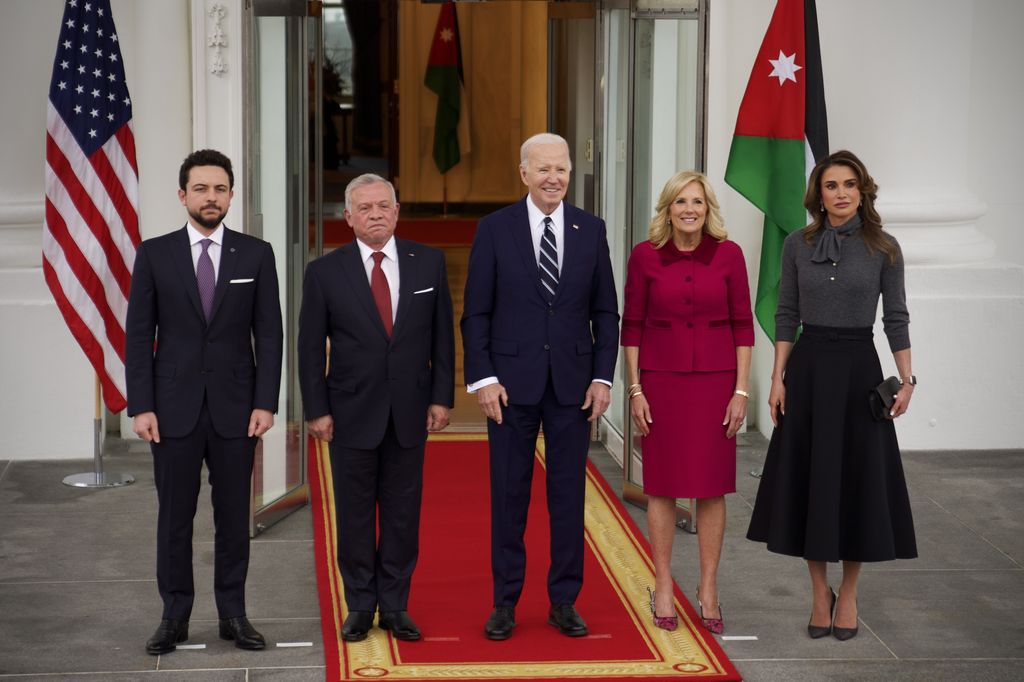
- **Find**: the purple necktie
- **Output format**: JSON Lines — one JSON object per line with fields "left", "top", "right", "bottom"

{"left": 197, "top": 238, "right": 215, "bottom": 321}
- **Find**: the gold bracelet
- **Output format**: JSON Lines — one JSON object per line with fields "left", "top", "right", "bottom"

{"left": 734, "top": 389, "right": 749, "bottom": 398}
{"left": 628, "top": 383, "right": 642, "bottom": 391}
{"left": 629, "top": 390, "right": 644, "bottom": 399}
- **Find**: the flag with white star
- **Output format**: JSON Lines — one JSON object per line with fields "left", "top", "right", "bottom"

{"left": 724, "top": 0, "right": 828, "bottom": 340}
{"left": 44, "top": 0, "right": 140, "bottom": 412}
{"left": 424, "top": 1, "right": 466, "bottom": 174}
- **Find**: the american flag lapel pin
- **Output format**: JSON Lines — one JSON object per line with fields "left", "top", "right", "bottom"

{"left": 572, "top": 224, "right": 579, "bottom": 230}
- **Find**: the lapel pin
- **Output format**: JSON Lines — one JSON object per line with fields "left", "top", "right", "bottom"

{"left": 230, "top": 247, "right": 236, "bottom": 253}
{"left": 572, "top": 224, "right": 579, "bottom": 230}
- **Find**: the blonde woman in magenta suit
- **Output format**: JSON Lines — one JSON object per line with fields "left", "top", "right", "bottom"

{"left": 621, "top": 171, "right": 754, "bottom": 634}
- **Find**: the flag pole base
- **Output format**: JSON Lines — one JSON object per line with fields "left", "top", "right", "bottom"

{"left": 62, "top": 472, "right": 135, "bottom": 488}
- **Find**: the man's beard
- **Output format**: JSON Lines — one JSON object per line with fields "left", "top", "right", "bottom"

{"left": 189, "top": 206, "right": 226, "bottom": 230}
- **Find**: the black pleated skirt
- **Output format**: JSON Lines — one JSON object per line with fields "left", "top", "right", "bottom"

{"left": 746, "top": 325, "right": 918, "bottom": 562}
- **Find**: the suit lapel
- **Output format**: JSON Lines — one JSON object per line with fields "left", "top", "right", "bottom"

{"left": 208, "top": 228, "right": 238, "bottom": 324}
{"left": 555, "top": 203, "right": 583, "bottom": 304}
{"left": 171, "top": 226, "right": 206, "bottom": 322}
{"left": 391, "top": 239, "right": 418, "bottom": 340}
{"left": 339, "top": 242, "right": 390, "bottom": 341}
{"left": 510, "top": 199, "right": 550, "bottom": 303}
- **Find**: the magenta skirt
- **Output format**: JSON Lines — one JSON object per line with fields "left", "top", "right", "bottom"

{"left": 640, "top": 369, "right": 737, "bottom": 498}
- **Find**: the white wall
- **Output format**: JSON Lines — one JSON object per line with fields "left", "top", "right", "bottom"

{"left": 0, "top": 0, "right": 190, "bottom": 459}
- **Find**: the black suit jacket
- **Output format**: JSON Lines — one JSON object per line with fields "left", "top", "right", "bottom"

{"left": 125, "top": 226, "right": 284, "bottom": 438}
{"left": 298, "top": 238, "right": 455, "bottom": 450}
{"left": 461, "top": 198, "right": 619, "bottom": 405}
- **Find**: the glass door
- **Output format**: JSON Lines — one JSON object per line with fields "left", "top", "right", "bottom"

{"left": 620, "top": 0, "right": 705, "bottom": 528}
{"left": 246, "top": 0, "right": 321, "bottom": 534}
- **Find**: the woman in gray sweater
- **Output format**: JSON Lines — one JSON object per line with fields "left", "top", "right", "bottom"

{"left": 746, "top": 150, "right": 917, "bottom": 641}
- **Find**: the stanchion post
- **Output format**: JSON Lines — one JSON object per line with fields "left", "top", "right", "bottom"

{"left": 62, "top": 375, "right": 135, "bottom": 488}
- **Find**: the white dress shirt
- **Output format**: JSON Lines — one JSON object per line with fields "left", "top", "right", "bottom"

{"left": 356, "top": 236, "right": 400, "bottom": 323}
{"left": 186, "top": 222, "right": 224, "bottom": 281}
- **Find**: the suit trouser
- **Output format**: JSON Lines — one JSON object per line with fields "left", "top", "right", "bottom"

{"left": 152, "top": 402, "right": 257, "bottom": 621}
{"left": 488, "top": 377, "right": 591, "bottom": 607}
{"left": 330, "top": 416, "right": 425, "bottom": 612}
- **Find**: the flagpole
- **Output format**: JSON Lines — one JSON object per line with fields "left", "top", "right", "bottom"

{"left": 62, "top": 374, "right": 135, "bottom": 488}
{"left": 442, "top": 172, "right": 448, "bottom": 217}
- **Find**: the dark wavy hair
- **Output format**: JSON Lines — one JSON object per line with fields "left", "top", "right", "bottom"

{"left": 802, "top": 149, "right": 898, "bottom": 264}
{"left": 178, "top": 149, "right": 234, "bottom": 191}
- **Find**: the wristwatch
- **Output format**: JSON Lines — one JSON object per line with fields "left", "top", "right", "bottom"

{"left": 901, "top": 375, "right": 917, "bottom": 386}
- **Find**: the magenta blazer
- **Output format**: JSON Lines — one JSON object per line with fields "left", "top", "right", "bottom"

{"left": 621, "top": 237, "right": 754, "bottom": 372}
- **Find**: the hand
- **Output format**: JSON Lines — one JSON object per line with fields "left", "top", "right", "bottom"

{"left": 248, "top": 409, "right": 274, "bottom": 438}
{"left": 426, "top": 404, "right": 450, "bottom": 432}
{"left": 306, "top": 414, "right": 334, "bottom": 442}
{"left": 722, "top": 393, "right": 747, "bottom": 439}
{"left": 582, "top": 382, "right": 611, "bottom": 423}
{"left": 132, "top": 411, "right": 160, "bottom": 443}
{"left": 888, "top": 382, "right": 914, "bottom": 419}
{"left": 477, "top": 383, "right": 508, "bottom": 424}
{"left": 630, "top": 392, "right": 653, "bottom": 436}
{"left": 768, "top": 376, "right": 786, "bottom": 427}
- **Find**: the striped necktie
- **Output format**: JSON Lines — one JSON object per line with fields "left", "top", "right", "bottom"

{"left": 539, "top": 216, "right": 559, "bottom": 303}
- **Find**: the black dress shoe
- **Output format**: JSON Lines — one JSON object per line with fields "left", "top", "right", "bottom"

{"left": 379, "top": 611, "right": 422, "bottom": 641}
{"left": 218, "top": 616, "right": 266, "bottom": 650}
{"left": 342, "top": 611, "right": 375, "bottom": 642}
{"left": 547, "top": 604, "right": 588, "bottom": 637}
{"left": 832, "top": 592, "right": 859, "bottom": 641}
{"left": 145, "top": 619, "right": 189, "bottom": 655}
{"left": 484, "top": 606, "right": 516, "bottom": 640}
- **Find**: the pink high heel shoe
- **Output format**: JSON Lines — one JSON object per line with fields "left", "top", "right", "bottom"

{"left": 696, "top": 588, "right": 724, "bottom": 635}
{"left": 647, "top": 587, "right": 678, "bottom": 631}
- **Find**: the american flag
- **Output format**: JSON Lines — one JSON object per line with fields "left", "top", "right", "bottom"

{"left": 45, "top": 0, "right": 140, "bottom": 413}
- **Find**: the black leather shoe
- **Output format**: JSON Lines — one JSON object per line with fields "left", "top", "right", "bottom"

{"left": 832, "top": 592, "right": 859, "bottom": 641}
{"left": 342, "top": 611, "right": 375, "bottom": 642}
{"left": 145, "top": 619, "right": 189, "bottom": 655}
{"left": 547, "top": 604, "right": 588, "bottom": 637}
{"left": 484, "top": 606, "right": 516, "bottom": 640}
{"left": 379, "top": 611, "right": 422, "bottom": 641}
{"left": 218, "top": 616, "right": 266, "bottom": 650}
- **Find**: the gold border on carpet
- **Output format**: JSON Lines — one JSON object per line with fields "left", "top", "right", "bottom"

{"left": 313, "top": 436, "right": 732, "bottom": 679}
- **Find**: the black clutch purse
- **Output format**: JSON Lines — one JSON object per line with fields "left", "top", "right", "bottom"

{"left": 868, "top": 376, "right": 903, "bottom": 421}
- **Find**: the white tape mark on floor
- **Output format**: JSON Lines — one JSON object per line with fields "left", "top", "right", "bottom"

{"left": 720, "top": 635, "right": 758, "bottom": 641}
{"left": 276, "top": 642, "right": 314, "bottom": 648}
{"left": 176, "top": 644, "right": 207, "bottom": 650}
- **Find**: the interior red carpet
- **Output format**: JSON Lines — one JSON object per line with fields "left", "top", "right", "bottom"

{"left": 308, "top": 434, "right": 740, "bottom": 681}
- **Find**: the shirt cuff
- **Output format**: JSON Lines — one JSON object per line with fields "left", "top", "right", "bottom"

{"left": 466, "top": 376, "right": 499, "bottom": 393}
{"left": 592, "top": 379, "right": 612, "bottom": 388}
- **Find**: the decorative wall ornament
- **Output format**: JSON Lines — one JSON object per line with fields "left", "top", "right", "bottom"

{"left": 208, "top": 3, "right": 228, "bottom": 76}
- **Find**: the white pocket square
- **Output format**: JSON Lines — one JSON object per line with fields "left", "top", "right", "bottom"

{"left": 413, "top": 287, "right": 434, "bottom": 294}
{"left": 229, "top": 278, "right": 254, "bottom": 284}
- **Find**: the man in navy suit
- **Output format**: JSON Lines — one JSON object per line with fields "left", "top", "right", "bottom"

{"left": 298, "top": 174, "right": 454, "bottom": 642}
{"left": 126, "top": 149, "right": 283, "bottom": 655}
{"left": 462, "top": 133, "right": 620, "bottom": 640}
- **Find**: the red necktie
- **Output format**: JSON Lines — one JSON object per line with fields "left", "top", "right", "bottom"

{"left": 370, "top": 251, "right": 393, "bottom": 337}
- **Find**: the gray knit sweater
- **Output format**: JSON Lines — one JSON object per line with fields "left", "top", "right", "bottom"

{"left": 775, "top": 226, "right": 911, "bottom": 352}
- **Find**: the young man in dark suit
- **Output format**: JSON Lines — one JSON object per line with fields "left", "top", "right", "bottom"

{"left": 298, "top": 174, "right": 455, "bottom": 642}
{"left": 461, "top": 133, "right": 620, "bottom": 640}
{"left": 126, "top": 149, "right": 283, "bottom": 655}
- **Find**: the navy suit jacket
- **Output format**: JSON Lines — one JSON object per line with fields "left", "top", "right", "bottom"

{"left": 297, "top": 238, "right": 455, "bottom": 450}
{"left": 461, "top": 198, "right": 619, "bottom": 406}
{"left": 125, "top": 226, "right": 284, "bottom": 439}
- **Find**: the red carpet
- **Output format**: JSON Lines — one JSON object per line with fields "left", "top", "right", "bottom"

{"left": 308, "top": 434, "right": 740, "bottom": 681}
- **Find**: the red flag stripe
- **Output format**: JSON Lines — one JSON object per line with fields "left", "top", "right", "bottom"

{"left": 43, "top": 197, "right": 127, "bottom": 358}
{"left": 41, "top": 258, "right": 127, "bottom": 411}
{"left": 91, "top": 140, "right": 140, "bottom": 248}
{"left": 46, "top": 134, "right": 134, "bottom": 298}
{"left": 103, "top": 131, "right": 142, "bottom": 242}
{"left": 115, "top": 124, "right": 139, "bottom": 178}
{"left": 48, "top": 106, "right": 137, "bottom": 278}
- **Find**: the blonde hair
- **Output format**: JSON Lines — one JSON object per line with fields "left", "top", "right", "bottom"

{"left": 647, "top": 171, "right": 727, "bottom": 248}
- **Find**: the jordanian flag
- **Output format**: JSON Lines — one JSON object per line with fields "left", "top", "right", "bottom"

{"left": 424, "top": 1, "right": 465, "bottom": 174}
{"left": 725, "top": 0, "right": 827, "bottom": 341}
